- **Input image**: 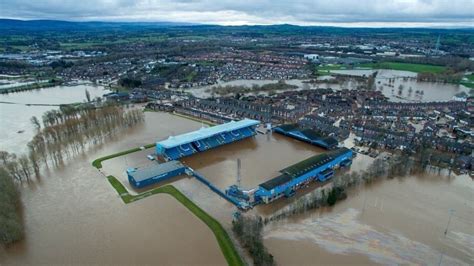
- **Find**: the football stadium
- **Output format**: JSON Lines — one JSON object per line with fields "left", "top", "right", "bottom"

{"left": 126, "top": 118, "right": 353, "bottom": 209}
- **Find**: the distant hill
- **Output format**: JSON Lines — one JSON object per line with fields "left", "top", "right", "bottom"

{"left": 0, "top": 19, "right": 197, "bottom": 31}
{"left": 0, "top": 19, "right": 472, "bottom": 35}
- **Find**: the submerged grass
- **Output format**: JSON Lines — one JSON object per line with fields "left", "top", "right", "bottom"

{"left": 92, "top": 143, "right": 155, "bottom": 168}
{"left": 106, "top": 175, "right": 243, "bottom": 266}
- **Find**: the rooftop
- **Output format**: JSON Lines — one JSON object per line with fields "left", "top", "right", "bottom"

{"left": 259, "top": 147, "right": 351, "bottom": 190}
{"left": 156, "top": 119, "right": 260, "bottom": 149}
{"left": 128, "top": 160, "right": 185, "bottom": 182}
{"left": 281, "top": 147, "right": 350, "bottom": 178}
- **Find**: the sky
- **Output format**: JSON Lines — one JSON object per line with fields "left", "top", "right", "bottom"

{"left": 1, "top": 0, "right": 473, "bottom": 27}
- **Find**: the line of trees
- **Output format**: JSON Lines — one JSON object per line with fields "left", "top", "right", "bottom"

{"left": 232, "top": 215, "right": 274, "bottom": 266}
{"left": 209, "top": 80, "right": 297, "bottom": 96}
{"left": 0, "top": 104, "right": 144, "bottom": 183}
{"left": 265, "top": 153, "right": 420, "bottom": 223}
{"left": 416, "top": 71, "right": 463, "bottom": 83}
{"left": 0, "top": 103, "right": 144, "bottom": 246}
{"left": 0, "top": 167, "right": 23, "bottom": 245}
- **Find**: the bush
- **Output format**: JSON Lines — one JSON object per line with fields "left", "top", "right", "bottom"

{"left": 118, "top": 77, "right": 142, "bottom": 88}
{"left": 232, "top": 215, "right": 274, "bottom": 266}
{"left": 327, "top": 187, "right": 346, "bottom": 206}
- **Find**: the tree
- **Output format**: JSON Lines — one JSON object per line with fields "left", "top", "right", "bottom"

{"left": 0, "top": 150, "right": 12, "bottom": 165}
{"left": 118, "top": 77, "right": 142, "bottom": 88}
{"left": 18, "top": 155, "right": 31, "bottom": 181}
{"left": 30, "top": 116, "right": 41, "bottom": 131}
{"left": 0, "top": 167, "right": 23, "bottom": 245}
{"left": 85, "top": 89, "right": 91, "bottom": 102}
{"left": 232, "top": 215, "right": 274, "bottom": 266}
{"left": 398, "top": 84, "right": 404, "bottom": 96}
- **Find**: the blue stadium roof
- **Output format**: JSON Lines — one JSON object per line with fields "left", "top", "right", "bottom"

{"left": 157, "top": 119, "right": 260, "bottom": 149}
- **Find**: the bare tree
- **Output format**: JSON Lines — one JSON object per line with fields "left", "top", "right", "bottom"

{"left": 30, "top": 116, "right": 41, "bottom": 132}
{"left": 18, "top": 155, "right": 31, "bottom": 181}
{"left": 85, "top": 89, "right": 91, "bottom": 102}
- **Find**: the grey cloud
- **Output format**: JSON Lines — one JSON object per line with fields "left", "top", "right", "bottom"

{"left": 1, "top": 0, "right": 473, "bottom": 26}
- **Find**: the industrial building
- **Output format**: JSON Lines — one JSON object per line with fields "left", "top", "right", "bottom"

{"left": 274, "top": 124, "right": 339, "bottom": 149}
{"left": 127, "top": 161, "right": 187, "bottom": 188}
{"left": 254, "top": 148, "right": 353, "bottom": 203}
{"left": 156, "top": 119, "right": 260, "bottom": 160}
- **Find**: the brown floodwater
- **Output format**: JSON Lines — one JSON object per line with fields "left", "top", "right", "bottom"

{"left": 0, "top": 112, "right": 226, "bottom": 265}
{"left": 1, "top": 109, "right": 473, "bottom": 265}
{"left": 263, "top": 174, "right": 474, "bottom": 265}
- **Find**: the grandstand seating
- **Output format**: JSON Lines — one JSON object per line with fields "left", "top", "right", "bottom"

{"left": 193, "top": 140, "right": 208, "bottom": 152}
{"left": 157, "top": 119, "right": 259, "bottom": 160}
{"left": 230, "top": 130, "right": 241, "bottom": 138}
{"left": 178, "top": 143, "right": 197, "bottom": 157}
{"left": 164, "top": 147, "right": 181, "bottom": 160}
{"left": 220, "top": 132, "right": 232, "bottom": 143}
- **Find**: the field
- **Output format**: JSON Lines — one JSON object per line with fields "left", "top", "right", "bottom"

{"left": 360, "top": 62, "right": 446, "bottom": 73}
{"left": 315, "top": 64, "right": 347, "bottom": 74}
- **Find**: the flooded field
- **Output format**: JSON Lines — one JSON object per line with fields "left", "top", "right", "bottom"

{"left": 0, "top": 84, "right": 110, "bottom": 154}
{"left": 100, "top": 112, "right": 473, "bottom": 265}
{"left": 264, "top": 174, "right": 474, "bottom": 265}
{"left": 333, "top": 69, "right": 470, "bottom": 102}
{"left": 0, "top": 112, "right": 226, "bottom": 265}
{"left": 183, "top": 134, "right": 324, "bottom": 190}
{"left": 188, "top": 69, "right": 470, "bottom": 103}
{"left": 1, "top": 85, "right": 472, "bottom": 265}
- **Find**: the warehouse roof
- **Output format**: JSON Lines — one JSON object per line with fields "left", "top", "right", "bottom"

{"left": 128, "top": 161, "right": 185, "bottom": 182}
{"left": 156, "top": 119, "right": 259, "bottom": 149}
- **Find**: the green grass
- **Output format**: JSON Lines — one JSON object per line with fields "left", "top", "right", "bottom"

{"left": 360, "top": 62, "right": 446, "bottom": 73}
{"left": 460, "top": 82, "right": 474, "bottom": 89}
{"left": 185, "top": 71, "right": 198, "bottom": 82}
{"left": 315, "top": 64, "right": 346, "bottom": 74}
{"left": 92, "top": 143, "right": 155, "bottom": 169}
{"left": 106, "top": 175, "right": 243, "bottom": 266}
{"left": 0, "top": 80, "right": 62, "bottom": 94}
{"left": 460, "top": 74, "right": 474, "bottom": 89}
{"left": 466, "top": 74, "right": 474, "bottom": 82}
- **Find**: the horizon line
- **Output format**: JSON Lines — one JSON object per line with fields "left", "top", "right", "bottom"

{"left": 1, "top": 18, "right": 474, "bottom": 30}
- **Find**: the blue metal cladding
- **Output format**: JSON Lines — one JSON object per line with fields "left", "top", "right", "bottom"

{"left": 255, "top": 149, "right": 353, "bottom": 201}
{"left": 192, "top": 170, "right": 247, "bottom": 209}
{"left": 156, "top": 124, "right": 258, "bottom": 160}
{"left": 128, "top": 167, "right": 186, "bottom": 188}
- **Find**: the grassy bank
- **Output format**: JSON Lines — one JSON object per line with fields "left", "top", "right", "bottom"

{"left": 92, "top": 143, "right": 155, "bottom": 169}
{"left": 106, "top": 175, "right": 243, "bottom": 266}
{"left": 461, "top": 74, "right": 474, "bottom": 89}
{"left": 360, "top": 62, "right": 446, "bottom": 73}
{"left": 94, "top": 130, "right": 243, "bottom": 265}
